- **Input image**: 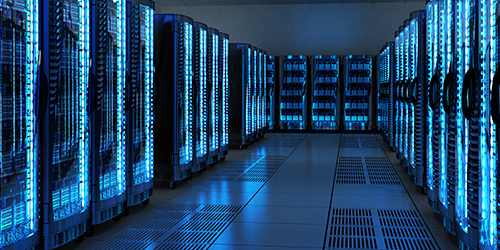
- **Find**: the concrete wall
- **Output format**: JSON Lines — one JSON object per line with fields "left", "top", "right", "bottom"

{"left": 157, "top": 2, "right": 425, "bottom": 56}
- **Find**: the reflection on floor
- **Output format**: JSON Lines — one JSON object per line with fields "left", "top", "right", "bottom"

{"left": 57, "top": 133, "right": 459, "bottom": 250}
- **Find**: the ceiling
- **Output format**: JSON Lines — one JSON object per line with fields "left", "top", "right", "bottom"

{"left": 156, "top": 0, "right": 424, "bottom": 7}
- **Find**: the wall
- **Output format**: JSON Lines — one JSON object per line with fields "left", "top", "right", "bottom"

{"left": 157, "top": 2, "right": 425, "bottom": 56}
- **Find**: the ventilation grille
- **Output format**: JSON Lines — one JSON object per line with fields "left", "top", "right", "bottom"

{"left": 326, "top": 208, "right": 376, "bottom": 249}
{"left": 324, "top": 208, "right": 438, "bottom": 249}
{"left": 335, "top": 157, "right": 401, "bottom": 185}
{"left": 93, "top": 241, "right": 151, "bottom": 250}
{"left": 341, "top": 136, "right": 381, "bottom": 148}
{"left": 257, "top": 135, "right": 306, "bottom": 147}
{"left": 92, "top": 203, "right": 240, "bottom": 250}
{"left": 164, "top": 204, "right": 243, "bottom": 249}
{"left": 204, "top": 156, "right": 286, "bottom": 182}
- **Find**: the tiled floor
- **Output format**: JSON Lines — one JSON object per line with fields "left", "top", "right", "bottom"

{"left": 58, "top": 133, "right": 459, "bottom": 250}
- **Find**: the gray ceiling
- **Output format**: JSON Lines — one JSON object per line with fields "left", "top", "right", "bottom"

{"left": 157, "top": 0, "right": 423, "bottom": 6}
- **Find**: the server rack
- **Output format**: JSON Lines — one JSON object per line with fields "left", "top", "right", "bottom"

{"left": 311, "top": 55, "right": 340, "bottom": 131}
{"left": 89, "top": 0, "right": 127, "bottom": 227}
{"left": 279, "top": 55, "right": 308, "bottom": 130}
{"left": 125, "top": 0, "right": 155, "bottom": 207}
{"left": 154, "top": 14, "right": 194, "bottom": 189}
{"left": 193, "top": 21, "right": 208, "bottom": 172}
{"left": 266, "top": 55, "right": 276, "bottom": 130}
{"left": 455, "top": 1, "right": 498, "bottom": 249}
{"left": 207, "top": 27, "right": 220, "bottom": 165}
{"left": 343, "top": 55, "right": 372, "bottom": 131}
{"left": 40, "top": 0, "right": 91, "bottom": 248}
{"left": 1, "top": 1, "right": 40, "bottom": 249}
{"left": 377, "top": 43, "right": 395, "bottom": 147}
{"left": 425, "top": 0, "right": 443, "bottom": 215}
{"left": 432, "top": 0, "right": 459, "bottom": 236}
{"left": 228, "top": 43, "right": 252, "bottom": 149}
{"left": 407, "top": 10, "right": 426, "bottom": 188}
{"left": 476, "top": 3, "right": 497, "bottom": 249}
{"left": 219, "top": 32, "right": 230, "bottom": 159}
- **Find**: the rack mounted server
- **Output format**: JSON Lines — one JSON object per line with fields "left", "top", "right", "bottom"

{"left": 154, "top": 14, "right": 194, "bottom": 189}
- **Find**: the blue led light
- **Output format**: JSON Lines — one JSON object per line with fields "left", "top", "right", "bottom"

{"left": 456, "top": 0, "right": 470, "bottom": 232}
{"left": 197, "top": 28, "right": 207, "bottom": 157}
{"left": 425, "top": 1, "right": 436, "bottom": 190}
{"left": 246, "top": 47, "right": 251, "bottom": 136}
{"left": 455, "top": 0, "right": 465, "bottom": 228}
{"left": 96, "top": 0, "right": 127, "bottom": 200}
{"left": 438, "top": 0, "right": 449, "bottom": 208}
{"left": 210, "top": 33, "right": 219, "bottom": 152}
{"left": 253, "top": 49, "right": 257, "bottom": 133}
{"left": 179, "top": 22, "right": 194, "bottom": 165}
{"left": 221, "top": 37, "right": 229, "bottom": 147}
{"left": 489, "top": 1, "right": 498, "bottom": 248}
{"left": 133, "top": 5, "right": 155, "bottom": 184}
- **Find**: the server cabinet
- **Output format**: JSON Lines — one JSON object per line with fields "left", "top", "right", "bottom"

{"left": 1, "top": 1, "right": 40, "bottom": 249}
{"left": 343, "top": 55, "right": 372, "bottom": 131}
{"left": 455, "top": 0, "right": 498, "bottom": 249}
{"left": 311, "top": 55, "right": 340, "bottom": 131}
{"left": 154, "top": 14, "right": 194, "bottom": 188}
{"left": 228, "top": 43, "right": 252, "bottom": 149}
{"left": 193, "top": 22, "right": 208, "bottom": 172}
{"left": 377, "top": 43, "right": 395, "bottom": 147}
{"left": 125, "top": 0, "right": 155, "bottom": 207}
{"left": 279, "top": 55, "right": 307, "bottom": 130}
{"left": 433, "top": 0, "right": 460, "bottom": 236}
{"left": 425, "top": 0, "right": 445, "bottom": 215}
{"left": 407, "top": 10, "right": 426, "bottom": 188}
{"left": 90, "top": 0, "right": 127, "bottom": 226}
{"left": 266, "top": 55, "right": 276, "bottom": 130}
{"left": 40, "top": 0, "right": 91, "bottom": 248}
{"left": 219, "top": 32, "right": 230, "bottom": 159}
{"left": 207, "top": 27, "right": 220, "bottom": 165}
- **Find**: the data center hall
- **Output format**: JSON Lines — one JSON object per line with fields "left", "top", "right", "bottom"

{"left": 3, "top": 0, "right": 500, "bottom": 250}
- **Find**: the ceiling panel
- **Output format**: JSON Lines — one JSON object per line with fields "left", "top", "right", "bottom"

{"left": 213, "top": 0, "right": 253, "bottom": 4}
{"left": 244, "top": 0, "right": 280, "bottom": 4}
{"left": 156, "top": 0, "right": 188, "bottom": 6}
{"left": 310, "top": 0, "right": 342, "bottom": 3}
{"left": 276, "top": 0, "right": 311, "bottom": 3}
{"left": 180, "top": 0, "right": 218, "bottom": 5}
{"left": 341, "top": 0, "right": 373, "bottom": 2}
{"left": 157, "top": 0, "right": 424, "bottom": 5}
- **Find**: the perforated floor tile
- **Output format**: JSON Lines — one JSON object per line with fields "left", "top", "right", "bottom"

{"left": 324, "top": 208, "right": 438, "bottom": 249}
{"left": 335, "top": 157, "right": 401, "bottom": 186}
{"left": 204, "top": 156, "right": 287, "bottom": 183}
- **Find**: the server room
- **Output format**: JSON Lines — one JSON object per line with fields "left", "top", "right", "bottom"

{"left": 1, "top": 0, "right": 498, "bottom": 249}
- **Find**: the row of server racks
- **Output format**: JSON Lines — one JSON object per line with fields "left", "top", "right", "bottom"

{"left": 264, "top": 55, "right": 377, "bottom": 132}
{"left": 377, "top": 2, "right": 500, "bottom": 249}
{"left": 0, "top": 0, "right": 156, "bottom": 249}
{"left": 228, "top": 44, "right": 268, "bottom": 149}
{"left": 154, "top": 14, "right": 230, "bottom": 188}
